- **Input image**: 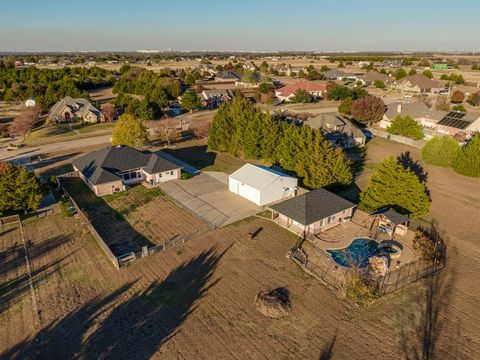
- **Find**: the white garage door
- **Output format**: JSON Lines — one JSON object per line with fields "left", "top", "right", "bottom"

{"left": 238, "top": 183, "right": 259, "bottom": 205}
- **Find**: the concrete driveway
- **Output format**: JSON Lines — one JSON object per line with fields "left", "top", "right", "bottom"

{"left": 159, "top": 172, "right": 262, "bottom": 228}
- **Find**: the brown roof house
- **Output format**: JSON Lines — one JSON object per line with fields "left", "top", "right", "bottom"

{"left": 358, "top": 71, "right": 393, "bottom": 86}
{"left": 269, "top": 188, "right": 356, "bottom": 236}
{"left": 392, "top": 74, "right": 441, "bottom": 94}
{"left": 72, "top": 145, "right": 181, "bottom": 196}
{"left": 304, "top": 113, "right": 367, "bottom": 148}
{"left": 380, "top": 102, "right": 447, "bottom": 132}
{"left": 275, "top": 81, "right": 331, "bottom": 102}
{"left": 49, "top": 96, "right": 104, "bottom": 123}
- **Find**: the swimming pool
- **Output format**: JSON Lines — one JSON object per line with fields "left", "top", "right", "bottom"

{"left": 327, "top": 238, "right": 381, "bottom": 268}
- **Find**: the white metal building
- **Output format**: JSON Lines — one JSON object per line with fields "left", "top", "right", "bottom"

{"left": 228, "top": 164, "right": 298, "bottom": 206}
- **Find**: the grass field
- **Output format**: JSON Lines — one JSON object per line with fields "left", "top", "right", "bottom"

{"left": 1, "top": 135, "right": 480, "bottom": 359}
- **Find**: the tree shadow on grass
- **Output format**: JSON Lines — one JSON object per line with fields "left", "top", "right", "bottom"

{"left": 163, "top": 145, "right": 217, "bottom": 170}
{"left": 319, "top": 332, "right": 337, "bottom": 360}
{"left": 397, "top": 151, "right": 428, "bottom": 184}
{"left": 1, "top": 246, "right": 228, "bottom": 359}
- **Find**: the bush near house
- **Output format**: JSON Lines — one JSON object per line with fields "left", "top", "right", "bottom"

{"left": 453, "top": 133, "right": 480, "bottom": 177}
{"left": 422, "top": 136, "right": 460, "bottom": 167}
{"left": 387, "top": 115, "right": 424, "bottom": 140}
{"left": 290, "top": 89, "right": 313, "bottom": 103}
{"left": 351, "top": 96, "right": 386, "bottom": 125}
{"left": 346, "top": 271, "right": 381, "bottom": 306}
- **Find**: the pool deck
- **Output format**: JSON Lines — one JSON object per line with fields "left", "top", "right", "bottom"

{"left": 306, "top": 211, "right": 417, "bottom": 270}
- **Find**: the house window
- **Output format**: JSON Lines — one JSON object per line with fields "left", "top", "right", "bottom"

{"left": 170, "top": 171, "right": 174, "bottom": 175}
{"left": 158, "top": 172, "right": 162, "bottom": 178}
{"left": 131, "top": 172, "right": 137, "bottom": 179}
{"left": 123, "top": 173, "right": 130, "bottom": 180}
{"left": 327, "top": 215, "right": 336, "bottom": 224}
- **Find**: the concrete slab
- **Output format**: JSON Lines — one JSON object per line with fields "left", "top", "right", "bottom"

{"left": 160, "top": 172, "right": 262, "bottom": 228}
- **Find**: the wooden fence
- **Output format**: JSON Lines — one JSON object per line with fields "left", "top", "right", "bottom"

{"left": 0, "top": 214, "right": 21, "bottom": 227}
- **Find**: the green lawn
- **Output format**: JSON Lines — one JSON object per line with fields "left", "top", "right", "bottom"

{"left": 72, "top": 123, "right": 115, "bottom": 134}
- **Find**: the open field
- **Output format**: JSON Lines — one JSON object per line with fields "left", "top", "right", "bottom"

{"left": 60, "top": 178, "right": 207, "bottom": 255}
{"left": 1, "top": 135, "right": 480, "bottom": 359}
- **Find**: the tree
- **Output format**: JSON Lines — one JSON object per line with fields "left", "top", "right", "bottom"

{"left": 291, "top": 89, "right": 313, "bottom": 103}
{"left": 453, "top": 133, "right": 480, "bottom": 177}
{"left": 351, "top": 96, "right": 385, "bottom": 125}
{"left": 8, "top": 108, "right": 38, "bottom": 139}
{"left": 258, "top": 82, "right": 272, "bottom": 94}
{"left": 0, "top": 162, "right": 42, "bottom": 213}
{"left": 408, "top": 68, "right": 417, "bottom": 76}
{"left": 320, "top": 65, "right": 330, "bottom": 72}
{"left": 372, "top": 80, "right": 386, "bottom": 89}
{"left": 467, "top": 92, "right": 480, "bottom": 107}
{"left": 422, "top": 70, "right": 433, "bottom": 79}
{"left": 327, "top": 85, "right": 367, "bottom": 101}
{"left": 387, "top": 115, "right": 424, "bottom": 140}
{"left": 422, "top": 136, "right": 460, "bottom": 167}
{"left": 338, "top": 97, "right": 353, "bottom": 115}
{"left": 360, "top": 156, "right": 430, "bottom": 218}
{"left": 181, "top": 89, "right": 201, "bottom": 112}
{"left": 259, "top": 61, "right": 269, "bottom": 73}
{"left": 394, "top": 68, "right": 408, "bottom": 80}
{"left": 450, "top": 90, "right": 465, "bottom": 104}
{"left": 154, "top": 118, "right": 180, "bottom": 147}
{"left": 100, "top": 103, "right": 116, "bottom": 122}
{"left": 111, "top": 113, "right": 148, "bottom": 147}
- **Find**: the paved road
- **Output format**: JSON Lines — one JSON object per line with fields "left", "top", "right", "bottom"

{"left": 0, "top": 134, "right": 112, "bottom": 162}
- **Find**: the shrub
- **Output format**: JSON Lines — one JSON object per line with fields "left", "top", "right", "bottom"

{"left": 351, "top": 96, "right": 386, "bottom": 125}
{"left": 422, "top": 136, "right": 460, "bottom": 167}
{"left": 181, "top": 171, "right": 193, "bottom": 180}
{"left": 387, "top": 115, "right": 424, "bottom": 140}
{"left": 413, "top": 231, "right": 439, "bottom": 260}
{"left": 346, "top": 271, "right": 381, "bottom": 306}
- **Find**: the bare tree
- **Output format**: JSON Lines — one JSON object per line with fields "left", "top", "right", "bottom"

{"left": 8, "top": 108, "right": 39, "bottom": 140}
{"left": 191, "top": 121, "right": 211, "bottom": 140}
{"left": 100, "top": 103, "right": 116, "bottom": 122}
{"left": 153, "top": 118, "right": 181, "bottom": 147}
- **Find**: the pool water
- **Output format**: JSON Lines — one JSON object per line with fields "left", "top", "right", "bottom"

{"left": 327, "top": 238, "right": 381, "bottom": 268}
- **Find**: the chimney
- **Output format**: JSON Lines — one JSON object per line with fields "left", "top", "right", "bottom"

{"left": 397, "top": 104, "right": 402, "bottom": 113}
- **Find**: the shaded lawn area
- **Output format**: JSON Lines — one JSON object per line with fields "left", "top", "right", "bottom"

{"left": 72, "top": 123, "right": 115, "bottom": 134}
{"left": 163, "top": 140, "right": 246, "bottom": 174}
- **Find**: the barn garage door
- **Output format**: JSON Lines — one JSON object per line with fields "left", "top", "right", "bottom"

{"left": 238, "top": 183, "right": 259, "bottom": 205}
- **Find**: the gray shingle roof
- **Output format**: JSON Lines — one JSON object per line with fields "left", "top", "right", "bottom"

{"left": 72, "top": 146, "right": 179, "bottom": 185}
{"left": 49, "top": 96, "right": 101, "bottom": 119}
{"left": 269, "top": 188, "right": 356, "bottom": 226}
{"left": 305, "top": 113, "right": 366, "bottom": 140}
{"left": 376, "top": 209, "right": 409, "bottom": 225}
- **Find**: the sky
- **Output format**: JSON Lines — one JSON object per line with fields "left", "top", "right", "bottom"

{"left": 0, "top": 0, "right": 479, "bottom": 52}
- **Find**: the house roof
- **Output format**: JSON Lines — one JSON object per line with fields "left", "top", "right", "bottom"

{"left": 396, "top": 74, "right": 440, "bottom": 90}
{"left": 305, "top": 113, "right": 366, "bottom": 140}
{"left": 201, "top": 89, "right": 234, "bottom": 100}
{"left": 437, "top": 111, "right": 480, "bottom": 130}
{"left": 276, "top": 81, "right": 328, "bottom": 97}
{"left": 321, "top": 69, "right": 356, "bottom": 79}
{"left": 376, "top": 209, "right": 409, "bottom": 225}
{"left": 72, "top": 146, "right": 179, "bottom": 185}
{"left": 49, "top": 96, "right": 101, "bottom": 119}
{"left": 269, "top": 188, "right": 356, "bottom": 226}
{"left": 361, "top": 71, "right": 392, "bottom": 84}
{"left": 229, "top": 164, "right": 296, "bottom": 191}
{"left": 216, "top": 70, "right": 241, "bottom": 81}
{"left": 384, "top": 102, "right": 447, "bottom": 122}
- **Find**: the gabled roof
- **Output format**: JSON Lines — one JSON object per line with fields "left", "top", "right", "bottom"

{"left": 322, "top": 69, "right": 356, "bottom": 79}
{"left": 384, "top": 102, "right": 446, "bottom": 122}
{"left": 305, "top": 113, "right": 366, "bottom": 139}
{"left": 376, "top": 209, "right": 408, "bottom": 225}
{"left": 72, "top": 146, "right": 179, "bottom": 185}
{"left": 276, "top": 81, "right": 328, "bottom": 97}
{"left": 201, "top": 89, "right": 234, "bottom": 100}
{"left": 396, "top": 74, "right": 440, "bottom": 90}
{"left": 49, "top": 96, "right": 101, "bottom": 118}
{"left": 216, "top": 70, "right": 241, "bottom": 80}
{"left": 229, "top": 164, "right": 296, "bottom": 191}
{"left": 361, "top": 71, "right": 392, "bottom": 84}
{"left": 269, "top": 188, "right": 356, "bottom": 226}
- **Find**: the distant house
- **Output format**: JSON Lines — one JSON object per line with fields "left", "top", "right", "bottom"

{"left": 228, "top": 164, "right": 298, "bottom": 206}
{"left": 269, "top": 188, "right": 356, "bottom": 235}
{"left": 321, "top": 69, "right": 358, "bottom": 81}
{"left": 435, "top": 111, "right": 480, "bottom": 138}
{"left": 380, "top": 102, "right": 446, "bottom": 131}
{"left": 72, "top": 145, "right": 181, "bottom": 196}
{"left": 200, "top": 89, "right": 234, "bottom": 108}
{"left": 273, "top": 63, "right": 292, "bottom": 76}
{"left": 304, "top": 113, "right": 367, "bottom": 148}
{"left": 382, "top": 60, "right": 403, "bottom": 68}
{"left": 275, "top": 81, "right": 330, "bottom": 102}
{"left": 392, "top": 74, "right": 441, "bottom": 94}
{"left": 358, "top": 71, "right": 393, "bottom": 86}
{"left": 49, "top": 96, "right": 104, "bottom": 123}
{"left": 25, "top": 98, "right": 36, "bottom": 108}
{"left": 216, "top": 70, "right": 241, "bottom": 82}
{"left": 242, "top": 62, "right": 257, "bottom": 71}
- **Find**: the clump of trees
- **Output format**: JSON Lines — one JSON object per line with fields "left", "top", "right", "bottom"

{"left": 453, "top": 133, "right": 480, "bottom": 177}
{"left": 422, "top": 70, "right": 433, "bottom": 79}
{"left": 111, "top": 113, "right": 148, "bottom": 147}
{"left": 0, "top": 162, "right": 43, "bottom": 214}
{"left": 360, "top": 156, "right": 430, "bottom": 218}
{"left": 373, "top": 80, "right": 385, "bottom": 89}
{"left": 208, "top": 97, "right": 352, "bottom": 190}
{"left": 181, "top": 89, "right": 201, "bottom": 112}
{"left": 440, "top": 73, "right": 465, "bottom": 84}
{"left": 422, "top": 136, "right": 460, "bottom": 167}
{"left": 394, "top": 68, "right": 408, "bottom": 80}
{"left": 351, "top": 95, "right": 386, "bottom": 125}
{"left": 291, "top": 89, "right": 313, "bottom": 103}
{"left": 327, "top": 85, "right": 367, "bottom": 101}
{"left": 387, "top": 115, "right": 424, "bottom": 140}
{"left": 0, "top": 64, "right": 114, "bottom": 111}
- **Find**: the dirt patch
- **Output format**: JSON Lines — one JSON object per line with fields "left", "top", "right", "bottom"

{"left": 255, "top": 287, "right": 291, "bottom": 318}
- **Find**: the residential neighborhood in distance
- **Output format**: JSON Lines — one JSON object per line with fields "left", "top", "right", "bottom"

{"left": 1, "top": 1, "right": 479, "bottom": 359}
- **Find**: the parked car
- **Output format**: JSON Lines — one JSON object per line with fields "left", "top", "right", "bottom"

{"left": 363, "top": 130, "right": 373, "bottom": 139}
{"left": 6, "top": 143, "right": 24, "bottom": 151}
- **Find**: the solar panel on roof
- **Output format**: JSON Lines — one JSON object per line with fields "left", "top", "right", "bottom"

{"left": 437, "top": 112, "right": 471, "bottom": 129}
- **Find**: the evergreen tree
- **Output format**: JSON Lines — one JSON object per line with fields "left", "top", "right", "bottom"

{"left": 360, "top": 156, "right": 430, "bottom": 218}
{"left": 387, "top": 115, "right": 424, "bottom": 140}
{"left": 422, "top": 136, "right": 460, "bottom": 167}
{"left": 260, "top": 114, "right": 280, "bottom": 163}
{"left": 0, "top": 162, "right": 42, "bottom": 213}
{"left": 275, "top": 123, "right": 301, "bottom": 171}
{"left": 181, "top": 89, "right": 201, "bottom": 112}
{"left": 338, "top": 97, "right": 353, "bottom": 115}
{"left": 111, "top": 114, "right": 148, "bottom": 147}
{"left": 453, "top": 133, "right": 480, "bottom": 177}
